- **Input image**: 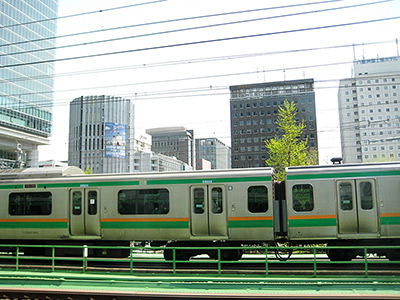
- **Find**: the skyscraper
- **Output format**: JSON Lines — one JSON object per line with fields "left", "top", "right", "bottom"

{"left": 338, "top": 56, "right": 400, "bottom": 163}
{"left": 230, "top": 79, "right": 318, "bottom": 168}
{"left": 68, "top": 95, "right": 135, "bottom": 174}
{"left": 0, "top": 0, "right": 58, "bottom": 167}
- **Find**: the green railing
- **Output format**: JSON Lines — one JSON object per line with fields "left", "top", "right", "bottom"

{"left": 0, "top": 244, "right": 398, "bottom": 278}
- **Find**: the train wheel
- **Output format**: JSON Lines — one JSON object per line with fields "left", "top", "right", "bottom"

{"left": 275, "top": 242, "right": 293, "bottom": 261}
{"left": 326, "top": 249, "right": 354, "bottom": 261}
{"left": 385, "top": 250, "right": 400, "bottom": 261}
{"left": 221, "top": 249, "right": 243, "bottom": 261}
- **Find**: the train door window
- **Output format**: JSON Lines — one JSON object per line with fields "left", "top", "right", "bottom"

{"left": 339, "top": 183, "right": 353, "bottom": 210}
{"left": 359, "top": 181, "right": 373, "bottom": 210}
{"left": 292, "top": 184, "right": 314, "bottom": 212}
{"left": 9, "top": 192, "right": 52, "bottom": 216}
{"left": 211, "top": 187, "right": 223, "bottom": 214}
{"left": 88, "top": 191, "right": 97, "bottom": 215}
{"left": 248, "top": 186, "right": 268, "bottom": 213}
{"left": 72, "top": 191, "right": 82, "bottom": 215}
{"left": 193, "top": 188, "right": 205, "bottom": 214}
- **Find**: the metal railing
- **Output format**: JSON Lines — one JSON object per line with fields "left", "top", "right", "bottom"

{"left": 0, "top": 244, "right": 398, "bottom": 278}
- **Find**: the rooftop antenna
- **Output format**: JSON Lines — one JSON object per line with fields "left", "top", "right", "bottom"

{"left": 362, "top": 42, "right": 365, "bottom": 60}
{"left": 353, "top": 43, "right": 356, "bottom": 61}
{"left": 396, "top": 38, "right": 399, "bottom": 57}
{"left": 283, "top": 65, "right": 286, "bottom": 81}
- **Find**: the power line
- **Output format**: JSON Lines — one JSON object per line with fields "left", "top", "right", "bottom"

{"left": 1, "top": 15, "right": 399, "bottom": 69}
{"left": 2, "top": 39, "right": 392, "bottom": 85}
{"left": 2, "top": 0, "right": 391, "bottom": 58}
{"left": 0, "top": 0, "right": 167, "bottom": 30}
{"left": 0, "top": 0, "right": 351, "bottom": 48}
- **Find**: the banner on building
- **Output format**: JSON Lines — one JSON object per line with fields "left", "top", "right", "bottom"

{"left": 105, "top": 122, "right": 126, "bottom": 158}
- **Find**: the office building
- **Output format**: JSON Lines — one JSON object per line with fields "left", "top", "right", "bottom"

{"left": 68, "top": 95, "right": 135, "bottom": 173}
{"left": 0, "top": 1, "right": 59, "bottom": 167}
{"left": 195, "top": 137, "right": 231, "bottom": 169}
{"left": 338, "top": 56, "right": 400, "bottom": 163}
{"left": 132, "top": 151, "right": 191, "bottom": 172}
{"left": 146, "top": 127, "right": 195, "bottom": 169}
{"left": 230, "top": 79, "right": 318, "bottom": 168}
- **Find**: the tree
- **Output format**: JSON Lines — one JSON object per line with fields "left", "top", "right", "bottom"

{"left": 265, "top": 100, "right": 317, "bottom": 181}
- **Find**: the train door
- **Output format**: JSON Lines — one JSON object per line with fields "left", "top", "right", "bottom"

{"left": 190, "top": 185, "right": 227, "bottom": 237}
{"left": 69, "top": 188, "right": 101, "bottom": 237}
{"left": 336, "top": 179, "right": 379, "bottom": 234}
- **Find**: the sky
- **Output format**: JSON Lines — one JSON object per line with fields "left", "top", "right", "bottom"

{"left": 38, "top": 0, "right": 400, "bottom": 165}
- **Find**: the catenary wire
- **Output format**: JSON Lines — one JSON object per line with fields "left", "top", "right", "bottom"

{"left": 1, "top": 15, "right": 399, "bottom": 69}
{"left": 0, "top": 0, "right": 353, "bottom": 48}
{"left": 2, "top": 0, "right": 391, "bottom": 58}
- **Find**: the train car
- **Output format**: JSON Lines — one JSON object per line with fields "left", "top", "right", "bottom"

{"left": 285, "top": 162, "right": 400, "bottom": 261}
{"left": 0, "top": 166, "right": 275, "bottom": 260}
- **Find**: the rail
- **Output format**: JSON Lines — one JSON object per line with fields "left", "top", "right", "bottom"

{"left": 0, "top": 244, "right": 398, "bottom": 278}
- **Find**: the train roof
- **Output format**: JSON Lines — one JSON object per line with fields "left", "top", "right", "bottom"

{"left": 0, "top": 166, "right": 85, "bottom": 180}
{"left": 0, "top": 167, "right": 274, "bottom": 183}
{"left": 286, "top": 161, "right": 400, "bottom": 179}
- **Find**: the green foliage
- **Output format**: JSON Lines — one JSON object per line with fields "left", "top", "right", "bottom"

{"left": 265, "top": 100, "right": 317, "bottom": 181}
{"left": 84, "top": 166, "right": 93, "bottom": 174}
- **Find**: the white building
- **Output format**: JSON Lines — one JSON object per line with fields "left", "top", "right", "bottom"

{"left": 68, "top": 95, "right": 135, "bottom": 173}
{"left": 338, "top": 56, "right": 400, "bottom": 163}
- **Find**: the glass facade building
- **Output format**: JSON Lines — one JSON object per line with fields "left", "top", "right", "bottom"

{"left": 0, "top": 0, "right": 58, "bottom": 166}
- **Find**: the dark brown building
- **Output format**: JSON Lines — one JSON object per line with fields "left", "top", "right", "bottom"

{"left": 230, "top": 79, "right": 318, "bottom": 168}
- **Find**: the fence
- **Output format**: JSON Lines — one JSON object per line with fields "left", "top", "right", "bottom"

{"left": 0, "top": 244, "right": 398, "bottom": 278}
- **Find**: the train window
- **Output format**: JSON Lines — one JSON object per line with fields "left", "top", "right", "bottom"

{"left": 248, "top": 186, "right": 268, "bottom": 213}
{"left": 88, "top": 191, "right": 97, "bottom": 215}
{"left": 72, "top": 191, "right": 82, "bottom": 215}
{"left": 118, "top": 189, "right": 169, "bottom": 215}
{"left": 292, "top": 184, "right": 314, "bottom": 212}
{"left": 359, "top": 182, "right": 373, "bottom": 210}
{"left": 211, "top": 187, "right": 223, "bottom": 214}
{"left": 339, "top": 183, "right": 353, "bottom": 210}
{"left": 193, "top": 188, "right": 205, "bottom": 214}
{"left": 9, "top": 192, "right": 52, "bottom": 216}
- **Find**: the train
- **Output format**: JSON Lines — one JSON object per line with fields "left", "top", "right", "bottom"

{"left": 0, "top": 162, "right": 399, "bottom": 261}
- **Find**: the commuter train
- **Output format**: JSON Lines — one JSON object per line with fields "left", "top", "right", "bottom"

{"left": 0, "top": 162, "right": 399, "bottom": 261}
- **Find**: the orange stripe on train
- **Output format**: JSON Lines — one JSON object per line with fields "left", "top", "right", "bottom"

{"left": 288, "top": 214, "right": 336, "bottom": 220}
{"left": 101, "top": 217, "right": 189, "bottom": 223}
{"left": 228, "top": 216, "right": 273, "bottom": 221}
{"left": 0, "top": 218, "right": 68, "bottom": 223}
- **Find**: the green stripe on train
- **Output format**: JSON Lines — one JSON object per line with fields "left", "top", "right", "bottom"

{"left": 36, "top": 181, "right": 140, "bottom": 188}
{"left": 289, "top": 218, "right": 337, "bottom": 227}
{"left": 101, "top": 221, "right": 189, "bottom": 229}
{"left": 228, "top": 219, "right": 273, "bottom": 228}
{"left": 0, "top": 222, "right": 68, "bottom": 229}
{"left": 287, "top": 170, "right": 400, "bottom": 181}
{"left": 0, "top": 185, "right": 24, "bottom": 190}
{"left": 147, "top": 176, "right": 271, "bottom": 185}
{"left": 381, "top": 216, "right": 400, "bottom": 225}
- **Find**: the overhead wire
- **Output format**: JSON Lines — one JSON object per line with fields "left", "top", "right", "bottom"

{"left": 0, "top": 0, "right": 168, "bottom": 30}
{"left": 0, "top": 0, "right": 354, "bottom": 48}
{"left": 2, "top": 0, "right": 392, "bottom": 58}
{"left": 2, "top": 39, "right": 392, "bottom": 84}
{"left": 1, "top": 15, "right": 399, "bottom": 69}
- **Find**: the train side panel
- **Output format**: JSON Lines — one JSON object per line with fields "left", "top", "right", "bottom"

{"left": 286, "top": 163, "right": 400, "bottom": 243}
{"left": 0, "top": 188, "right": 70, "bottom": 241}
{"left": 285, "top": 176, "right": 337, "bottom": 241}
